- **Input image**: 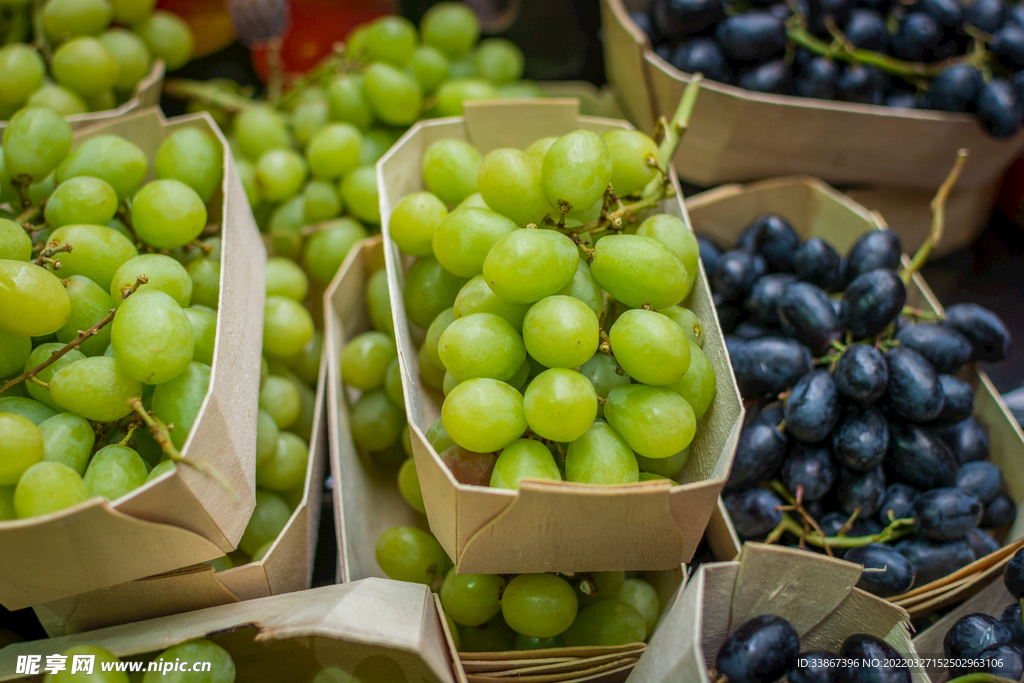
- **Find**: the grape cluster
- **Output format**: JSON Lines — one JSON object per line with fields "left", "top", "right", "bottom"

{"left": 0, "top": 0, "right": 193, "bottom": 121}
{"left": 716, "top": 613, "right": 911, "bottom": 683}
{"left": 38, "top": 639, "right": 235, "bottom": 683}
{"left": 706, "top": 217, "right": 1014, "bottom": 597}
{"left": 637, "top": 0, "right": 1024, "bottom": 137}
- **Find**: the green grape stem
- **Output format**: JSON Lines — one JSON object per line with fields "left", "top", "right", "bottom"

{"left": 13, "top": 203, "right": 43, "bottom": 230}
{"left": 901, "top": 149, "right": 969, "bottom": 284}
{"left": 163, "top": 79, "right": 259, "bottom": 112}
{"left": 901, "top": 306, "right": 945, "bottom": 322}
{"left": 276, "top": 48, "right": 347, "bottom": 110}
{"left": 35, "top": 243, "right": 71, "bottom": 269}
{"left": 778, "top": 513, "right": 916, "bottom": 548}
{"left": 266, "top": 37, "right": 285, "bottom": 103}
{"left": 946, "top": 676, "right": 1021, "bottom": 683}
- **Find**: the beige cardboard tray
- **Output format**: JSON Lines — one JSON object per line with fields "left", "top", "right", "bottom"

{"left": 685, "top": 176, "right": 1024, "bottom": 619}
{"left": 0, "top": 579, "right": 458, "bottom": 683}
{"left": 0, "top": 107, "right": 263, "bottom": 611}
{"left": 377, "top": 99, "right": 744, "bottom": 575}
{"left": 626, "top": 543, "right": 930, "bottom": 683}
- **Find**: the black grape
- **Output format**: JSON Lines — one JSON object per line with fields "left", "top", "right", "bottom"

{"left": 955, "top": 461, "right": 1003, "bottom": 503}
{"left": 834, "top": 343, "right": 888, "bottom": 404}
{"left": 793, "top": 237, "right": 844, "bottom": 291}
{"left": 789, "top": 651, "right": 839, "bottom": 683}
{"left": 944, "top": 303, "right": 1013, "bottom": 363}
{"left": 778, "top": 282, "right": 842, "bottom": 355}
{"left": 838, "top": 465, "right": 885, "bottom": 517}
{"left": 1007, "top": 547, "right": 1024, "bottom": 598}
{"left": 893, "top": 323, "right": 973, "bottom": 374}
{"left": 840, "top": 270, "right": 907, "bottom": 340}
{"left": 983, "top": 492, "right": 1017, "bottom": 528}
{"left": 781, "top": 444, "right": 836, "bottom": 500}
{"left": 977, "top": 642, "right": 1024, "bottom": 680}
{"left": 1000, "top": 603, "right": 1024, "bottom": 646}
{"left": 879, "top": 483, "right": 919, "bottom": 524}
{"left": 845, "top": 231, "right": 902, "bottom": 281}
{"left": 714, "top": 12, "right": 787, "bottom": 61}
{"left": 784, "top": 370, "right": 840, "bottom": 443}
{"left": 935, "top": 417, "right": 990, "bottom": 464}
{"left": 832, "top": 404, "right": 889, "bottom": 471}
{"left": 844, "top": 543, "right": 915, "bottom": 597}
{"left": 750, "top": 214, "right": 802, "bottom": 272}
{"left": 724, "top": 488, "right": 784, "bottom": 538}
{"left": 716, "top": 614, "right": 800, "bottom": 683}
{"left": 929, "top": 375, "right": 974, "bottom": 426}
{"left": 966, "top": 527, "right": 1000, "bottom": 559}
{"left": 912, "top": 487, "right": 983, "bottom": 541}
{"left": 714, "top": 250, "right": 767, "bottom": 302}
{"left": 894, "top": 536, "right": 974, "bottom": 585}
{"left": 732, "top": 337, "right": 813, "bottom": 397}
{"left": 726, "top": 421, "right": 788, "bottom": 490}
{"left": 745, "top": 273, "right": 798, "bottom": 324}
{"left": 944, "top": 613, "right": 1012, "bottom": 677}
{"left": 838, "top": 634, "right": 911, "bottom": 683}
{"left": 888, "top": 423, "right": 958, "bottom": 489}
{"left": 885, "top": 347, "right": 944, "bottom": 423}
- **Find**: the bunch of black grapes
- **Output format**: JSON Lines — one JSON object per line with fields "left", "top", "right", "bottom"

{"left": 716, "top": 613, "right": 912, "bottom": 682}
{"left": 702, "top": 216, "right": 1014, "bottom": 599}
{"left": 635, "top": 0, "right": 1024, "bottom": 137}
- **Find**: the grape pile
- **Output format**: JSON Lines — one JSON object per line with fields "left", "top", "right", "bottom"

{"left": 0, "top": 109, "right": 233, "bottom": 521}
{"left": 636, "top": 0, "right": 1024, "bottom": 137}
{"left": 715, "top": 613, "right": 911, "bottom": 682}
{"left": 0, "top": 0, "right": 193, "bottom": 121}
{"left": 706, "top": 215, "right": 1014, "bottom": 597}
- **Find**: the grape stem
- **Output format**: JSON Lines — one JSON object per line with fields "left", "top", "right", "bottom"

{"left": 770, "top": 480, "right": 834, "bottom": 557}
{"left": 276, "top": 46, "right": 346, "bottom": 110}
{"left": 778, "top": 513, "right": 916, "bottom": 548}
{"left": 265, "top": 37, "right": 285, "bottom": 104}
{"left": 35, "top": 243, "right": 71, "bottom": 268}
{"left": 13, "top": 203, "right": 43, "bottom": 230}
{"left": 901, "top": 306, "right": 945, "bottom": 322}
{"left": 163, "top": 79, "right": 259, "bottom": 112}
{"left": 901, "top": 149, "right": 969, "bottom": 284}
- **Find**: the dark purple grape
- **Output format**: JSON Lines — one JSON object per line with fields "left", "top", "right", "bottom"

{"left": 844, "top": 8, "right": 889, "bottom": 49}
{"left": 1008, "top": 2, "right": 1024, "bottom": 27}
{"left": 1000, "top": 603, "right": 1024, "bottom": 646}
{"left": 935, "top": 417, "right": 989, "bottom": 464}
{"left": 714, "top": 250, "right": 766, "bottom": 302}
{"left": 994, "top": 26, "right": 1024, "bottom": 69}
{"left": 738, "top": 60, "right": 793, "bottom": 94}
{"left": 834, "top": 343, "right": 888, "bottom": 404}
{"left": 716, "top": 614, "right": 800, "bottom": 683}
{"left": 879, "top": 483, "right": 919, "bottom": 524}
{"left": 967, "top": 528, "right": 1000, "bottom": 558}
{"left": 808, "top": 0, "right": 853, "bottom": 35}
{"left": 715, "top": 12, "right": 788, "bottom": 60}
{"left": 837, "top": 64, "right": 888, "bottom": 105}
{"left": 845, "top": 231, "right": 902, "bottom": 281}
{"left": 885, "top": 347, "right": 944, "bottom": 423}
{"left": 893, "top": 323, "right": 973, "bottom": 374}
{"left": 750, "top": 214, "right": 802, "bottom": 272}
{"left": 789, "top": 651, "right": 839, "bottom": 683}
{"left": 888, "top": 423, "right": 958, "bottom": 489}
{"left": 734, "top": 321, "right": 782, "bottom": 339}
{"left": 926, "top": 65, "right": 983, "bottom": 113}
{"left": 1015, "top": 70, "right": 1024, "bottom": 108}
{"left": 956, "top": 461, "right": 1002, "bottom": 503}
{"left": 795, "top": 57, "right": 840, "bottom": 100}
{"left": 1007, "top": 548, "right": 1024, "bottom": 598}
{"left": 931, "top": 375, "right": 975, "bottom": 426}
{"left": 669, "top": 38, "right": 733, "bottom": 83}
{"left": 894, "top": 536, "right": 974, "bottom": 584}
{"left": 913, "top": 487, "right": 983, "bottom": 541}
{"left": 757, "top": 401, "right": 786, "bottom": 429}
{"left": 838, "top": 465, "right": 885, "bottom": 516}
{"left": 732, "top": 337, "right": 814, "bottom": 397}
{"left": 785, "top": 370, "right": 841, "bottom": 443}
{"left": 781, "top": 444, "right": 837, "bottom": 500}
{"left": 820, "top": 511, "right": 883, "bottom": 537}
{"left": 891, "top": 12, "right": 942, "bottom": 61}
{"left": 726, "top": 421, "right": 789, "bottom": 490}
{"left": 978, "top": 642, "right": 1024, "bottom": 679}
{"left": 746, "top": 273, "right": 798, "bottom": 324}
{"left": 725, "top": 489, "right": 785, "bottom": 538}
{"left": 983, "top": 492, "right": 1017, "bottom": 528}
{"left": 832, "top": 405, "right": 889, "bottom": 471}
{"left": 885, "top": 90, "right": 919, "bottom": 109}
{"left": 966, "top": 0, "right": 1006, "bottom": 32}
{"left": 837, "top": 634, "right": 910, "bottom": 683}
{"left": 844, "top": 543, "right": 916, "bottom": 597}
{"left": 920, "top": 0, "right": 963, "bottom": 27}
{"left": 793, "top": 238, "right": 844, "bottom": 291}
{"left": 857, "top": 0, "right": 892, "bottom": 13}
{"left": 778, "top": 282, "right": 842, "bottom": 355}
{"left": 945, "top": 613, "right": 1013, "bottom": 676}
{"left": 719, "top": 305, "right": 745, "bottom": 333}
{"left": 840, "top": 270, "right": 907, "bottom": 340}
{"left": 977, "top": 79, "right": 1024, "bottom": 138}
{"left": 944, "top": 303, "right": 1013, "bottom": 363}
{"left": 698, "top": 235, "right": 723, "bottom": 275}
{"left": 652, "top": 0, "right": 727, "bottom": 39}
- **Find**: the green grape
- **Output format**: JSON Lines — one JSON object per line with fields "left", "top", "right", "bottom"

{"left": 591, "top": 234, "right": 688, "bottom": 310}
{"left": 636, "top": 447, "right": 688, "bottom": 479}
{"left": 341, "top": 331, "right": 396, "bottom": 390}
{"left": 454, "top": 275, "right": 529, "bottom": 331}
{"left": 100, "top": 28, "right": 152, "bottom": 93}
{"left": 42, "top": 0, "right": 113, "bottom": 42}
{"left": 0, "top": 218, "right": 31, "bottom": 261}
{"left": 263, "top": 295, "right": 314, "bottom": 358}
{"left": 608, "top": 309, "right": 690, "bottom": 386}
{"left": 441, "top": 568, "right": 504, "bottom": 627}
{"left": 111, "top": 253, "right": 192, "bottom": 308}
{"left": 38, "top": 413, "right": 94, "bottom": 475}
{"left": 421, "top": 1, "right": 479, "bottom": 59}
{"left": 49, "top": 356, "right": 142, "bottom": 420}
{"left": 514, "top": 634, "right": 564, "bottom": 651}
{"left": 14, "top": 461, "right": 88, "bottom": 518}
{"left": 366, "top": 267, "right": 394, "bottom": 334}
{"left": 258, "top": 375, "right": 301, "bottom": 433}
{"left": 403, "top": 256, "right": 468, "bottom": 328}
{"left": 563, "top": 600, "right": 646, "bottom": 646}
{"left": 636, "top": 214, "right": 698, "bottom": 297}
{"left": 376, "top": 525, "right": 452, "bottom": 586}
{"left": 521, "top": 296, "right": 599, "bottom": 369}
{"left": 26, "top": 84, "right": 88, "bottom": 116}
{"left": 364, "top": 15, "right": 417, "bottom": 66}
{"left": 483, "top": 229, "right": 579, "bottom": 304}
{"left": 327, "top": 73, "right": 374, "bottom": 130}
{"left": 146, "top": 458, "right": 175, "bottom": 482}
{"left": 410, "top": 45, "right": 450, "bottom": 95}
{"left": 421, "top": 139, "right": 481, "bottom": 207}
{"left": 401, "top": 423, "right": 413, "bottom": 457}
{"left": 574, "top": 571, "right": 625, "bottom": 609}
{"left": 658, "top": 305, "right": 703, "bottom": 348}
{"left": 460, "top": 614, "right": 516, "bottom": 653}
{"left": 268, "top": 196, "right": 305, "bottom": 257}
{"left": 541, "top": 131, "right": 612, "bottom": 214}
{"left": 0, "top": 44, "right": 45, "bottom": 108}
{"left": 523, "top": 368, "right": 597, "bottom": 443}
{"left": 0, "top": 329, "right": 31, "bottom": 376}
{"left": 3, "top": 107, "right": 73, "bottom": 182}
{"left": 0, "top": 260, "right": 71, "bottom": 337}
{"left": 257, "top": 431, "right": 308, "bottom": 491}
{"left": 306, "top": 123, "right": 361, "bottom": 181}
{"left": 350, "top": 389, "right": 404, "bottom": 451}
{"left": 359, "top": 127, "right": 398, "bottom": 165}
{"left": 434, "top": 78, "right": 498, "bottom": 117}
{"left": 0, "top": 412, "right": 44, "bottom": 484}
{"left": 44, "top": 176, "right": 119, "bottom": 229}
{"left": 442, "top": 378, "right": 526, "bottom": 453}
{"left": 304, "top": 218, "right": 367, "bottom": 283}
{"left": 502, "top": 574, "right": 577, "bottom": 638}
{"left": 664, "top": 339, "right": 715, "bottom": 420}
{"left": 565, "top": 420, "right": 638, "bottom": 485}
{"left": 0, "top": 486, "right": 16, "bottom": 520}
{"left": 109, "top": 0, "right": 154, "bottom": 25}
{"left": 426, "top": 417, "right": 455, "bottom": 452}
{"left": 55, "top": 134, "right": 148, "bottom": 198}
{"left": 639, "top": 472, "right": 669, "bottom": 482}
{"left": 188, "top": 258, "right": 221, "bottom": 309}
{"left": 508, "top": 358, "right": 530, "bottom": 390}
{"left": 51, "top": 37, "right": 119, "bottom": 100}
{"left": 45, "top": 224, "right": 138, "bottom": 290}
{"left": 418, "top": 342, "right": 446, "bottom": 391}
{"left": 490, "top": 438, "right": 561, "bottom": 490}
{"left": 474, "top": 39, "right": 524, "bottom": 85}
{"left": 288, "top": 330, "right": 323, "bottom": 386}
{"left": 251, "top": 538, "right": 274, "bottom": 561}
{"left": 255, "top": 148, "right": 308, "bottom": 202}
{"left": 85, "top": 89, "right": 117, "bottom": 113}
{"left": 557, "top": 260, "right": 602, "bottom": 316}
{"left": 46, "top": 645, "right": 127, "bottom": 683}
{"left": 0, "top": 397, "right": 58, "bottom": 424}
{"left": 443, "top": 370, "right": 459, "bottom": 396}
{"left": 434, "top": 207, "right": 519, "bottom": 280}
{"left": 111, "top": 289, "right": 194, "bottom": 384}
{"left": 456, "top": 192, "right": 487, "bottom": 210}
{"left": 617, "top": 578, "right": 661, "bottom": 638}
{"left": 398, "top": 457, "right": 425, "bottom": 514}
{"left": 291, "top": 99, "right": 329, "bottom": 149}
{"left": 240, "top": 489, "right": 291, "bottom": 555}
{"left": 131, "top": 179, "right": 208, "bottom": 250}
{"left": 363, "top": 62, "right": 422, "bottom": 126}
{"left": 155, "top": 126, "right": 223, "bottom": 203}
{"left": 133, "top": 10, "right": 193, "bottom": 70}
{"left": 385, "top": 357, "right": 404, "bottom": 406}
{"left": 438, "top": 312, "right": 525, "bottom": 382}
{"left": 525, "top": 137, "right": 556, "bottom": 166}
{"left": 477, "top": 149, "right": 551, "bottom": 227}
{"left": 604, "top": 385, "right": 695, "bottom": 459}
{"left": 255, "top": 408, "right": 280, "bottom": 469}
{"left": 602, "top": 130, "right": 659, "bottom": 197}
{"left": 233, "top": 106, "right": 291, "bottom": 161}
{"left": 389, "top": 191, "right": 448, "bottom": 257}
{"left": 24, "top": 343, "right": 86, "bottom": 410}
{"left": 84, "top": 444, "right": 148, "bottom": 501}
{"left": 339, "top": 165, "right": 380, "bottom": 224}
{"left": 151, "top": 361, "right": 210, "bottom": 448}
{"left": 143, "top": 639, "right": 235, "bottom": 683}
{"left": 265, "top": 256, "right": 309, "bottom": 302}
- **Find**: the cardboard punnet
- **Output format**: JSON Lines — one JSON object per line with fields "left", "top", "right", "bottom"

{"left": 0, "top": 579, "right": 458, "bottom": 683}
{"left": 0, "top": 107, "right": 263, "bottom": 611}
{"left": 684, "top": 176, "right": 1024, "bottom": 620}
{"left": 625, "top": 543, "right": 930, "bottom": 683}
{"left": 376, "top": 99, "right": 744, "bottom": 575}
{"left": 600, "top": 0, "right": 1024, "bottom": 256}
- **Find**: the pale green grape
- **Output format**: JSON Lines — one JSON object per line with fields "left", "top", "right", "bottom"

{"left": 434, "top": 79, "right": 498, "bottom": 117}
{"left": 376, "top": 525, "right": 452, "bottom": 586}
{"left": 251, "top": 539, "right": 274, "bottom": 561}
{"left": 0, "top": 218, "right": 31, "bottom": 261}
{"left": 327, "top": 74, "right": 374, "bottom": 130}
{"left": 100, "top": 28, "right": 152, "bottom": 94}
{"left": 131, "top": 179, "right": 208, "bottom": 250}
{"left": 636, "top": 214, "right": 698, "bottom": 297}
{"left": 385, "top": 357, "right": 403, "bottom": 406}
{"left": 265, "top": 256, "right": 309, "bottom": 302}
{"left": 557, "top": 260, "right": 602, "bottom": 316}
{"left": 604, "top": 385, "right": 695, "bottom": 459}
{"left": 46, "top": 645, "right": 127, "bottom": 683}
{"left": 233, "top": 106, "right": 290, "bottom": 161}
{"left": 306, "top": 123, "right": 361, "bottom": 181}
{"left": 0, "top": 412, "right": 44, "bottom": 484}
{"left": 37, "top": 413, "right": 93, "bottom": 475}
{"left": 502, "top": 574, "right": 577, "bottom": 638}
{"left": 188, "top": 258, "right": 220, "bottom": 309}
{"left": 14, "top": 461, "right": 88, "bottom": 518}
{"left": 111, "top": 253, "right": 192, "bottom": 307}
{"left": 454, "top": 275, "right": 529, "bottom": 331}
{"left": 403, "top": 256, "right": 468, "bottom": 328}
{"left": 366, "top": 267, "right": 394, "bottom": 334}
{"left": 602, "top": 130, "right": 659, "bottom": 197}
{"left": 0, "top": 44, "right": 45, "bottom": 108}
{"left": 110, "top": 0, "right": 155, "bottom": 26}
{"left": 257, "top": 431, "right": 308, "bottom": 491}
{"left": 566, "top": 420, "right": 638, "bottom": 485}
{"left": 515, "top": 634, "right": 564, "bottom": 651}
{"left": 84, "top": 444, "right": 147, "bottom": 500}
{"left": 590, "top": 234, "right": 689, "bottom": 310}
{"left": 239, "top": 489, "right": 291, "bottom": 554}
{"left": 483, "top": 228, "right": 579, "bottom": 304}
{"left": 260, "top": 375, "right": 301, "bottom": 430}
{"left": 0, "top": 329, "right": 30, "bottom": 376}
{"left": 639, "top": 472, "right": 669, "bottom": 482}
{"left": 26, "top": 84, "right": 87, "bottom": 116}
{"left": 432, "top": 207, "right": 516, "bottom": 279}
{"left": 49, "top": 356, "right": 142, "bottom": 420}
{"left": 255, "top": 148, "right": 308, "bottom": 202}
{"left": 303, "top": 179, "right": 341, "bottom": 222}
{"left": 523, "top": 368, "right": 597, "bottom": 442}
{"left": 441, "top": 568, "right": 505, "bottom": 626}
{"left": 521, "top": 296, "right": 599, "bottom": 369}
{"left": 664, "top": 339, "right": 715, "bottom": 420}
{"left": 458, "top": 192, "right": 488, "bottom": 209}
{"left": 390, "top": 191, "right": 448, "bottom": 257}
{"left": 111, "top": 289, "right": 194, "bottom": 384}
{"left": 3, "top": 107, "right": 73, "bottom": 182}
{"left": 541, "top": 131, "right": 612, "bottom": 214}
{"left": 474, "top": 39, "right": 524, "bottom": 85}
{"left": 438, "top": 312, "right": 525, "bottom": 382}
{"left": 56, "top": 134, "right": 148, "bottom": 198}
{"left": 268, "top": 195, "right": 305, "bottom": 257}
{"left": 525, "top": 137, "right": 556, "bottom": 166}
{"left": 426, "top": 417, "right": 456, "bottom": 452}
{"left": 608, "top": 309, "right": 690, "bottom": 386}
{"left": 477, "top": 149, "right": 552, "bottom": 227}
{"left": 341, "top": 331, "right": 396, "bottom": 390}
{"left": 24, "top": 343, "right": 86, "bottom": 410}
{"left": 364, "top": 15, "right": 417, "bottom": 66}
{"left": 402, "top": 424, "right": 413, "bottom": 457}
{"left": 364, "top": 62, "right": 422, "bottom": 126}
{"left": 574, "top": 571, "right": 625, "bottom": 609}
{"left": 617, "top": 578, "right": 661, "bottom": 638}
{"left": 508, "top": 359, "right": 530, "bottom": 391}
{"left": 256, "top": 408, "right": 280, "bottom": 468}
{"left": 146, "top": 458, "right": 175, "bottom": 482}
{"left": 0, "top": 397, "right": 58, "bottom": 424}
{"left": 443, "top": 371, "right": 459, "bottom": 396}
{"left": 442, "top": 378, "right": 526, "bottom": 453}
{"left": 85, "top": 90, "right": 117, "bottom": 113}
{"left": 421, "top": 1, "right": 479, "bottom": 59}
{"left": 288, "top": 331, "right": 322, "bottom": 386}
{"left": 291, "top": 99, "right": 329, "bottom": 149}
{"left": 497, "top": 84, "right": 545, "bottom": 104}
{"left": 42, "top": 0, "right": 112, "bottom": 42}
{"left": 490, "top": 438, "right": 561, "bottom": 490}
{"left": 155, "top": 126, "right": 223, "bottom": 203}
{"left": 563, "top": 600, "right": 646, "bottom": 646}
{"left": 0, "top": 486, "right": 16, "bottom": 520}
{"left": 422, "top": 139, "right": 481, "bottom": 206}
{"left": 410, "top": 45, "right": 450, "bottom": 95}
{"left": 360, "top": 127, "right": 398, "bottom": 164}
{"left": 419, "top": 341, "right": 446, "bottom": 391}
{"left": 134, "top": 10, "right": 193, "bottom": 70}
{"left": 151, "top": 361, "right": 210, "bottom": 449}
{"left": 351, "top": 389, "right": 404, "bottom": 452}
{"left": 52, "top": 37, "right": 119, "bottom": 99}
{"left": 44, "top": 176, "right": 119, "bottom": 229}
{"left": 339, "top": 165, "right": 380, "bottom": 224}
{"left": 636, "top": 448, "right": 688, "bottom": 479}
{"left": 263, "top": 296, "right": 314, "bottom": 358}
{"left": 303, "top": 218, "right": 367, "bottom": 283}
{"left": 141, "top": 639, "right": 235, "bottom": 683}
{"left": 460, "top": 614, "right": 516, "bottom": 653}
{"left": 0, "top": 259, "right": 71, "bottom": 337}
{"left": 398, "top": 457, "right": 425, "bottom": 513}
{"left": 45, "top": 224, "right": 138, "bottom": 290}
{"left": 658, "top": 305, "right": 703, "bottom": 348}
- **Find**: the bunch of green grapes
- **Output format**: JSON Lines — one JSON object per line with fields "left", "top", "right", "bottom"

{"left": 388, "top": 126, "right": 714, "bottom": 490}
{"left": 0, "top": 0, "right": 193, "bottom": 121}
{"left": 40, "top": 639, "right": 235, "bottom": 682}
{"left": 0, "top": 107, "right": 226, "bottom": 520}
